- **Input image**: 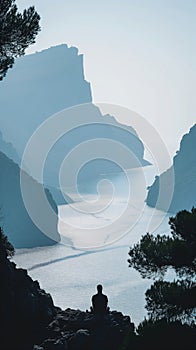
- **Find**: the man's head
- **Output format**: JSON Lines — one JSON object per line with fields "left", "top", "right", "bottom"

{"left": 97, "top": 284, "right": 103, "bottom": 293}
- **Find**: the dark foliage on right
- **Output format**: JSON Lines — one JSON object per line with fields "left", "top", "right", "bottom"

{"left": 125, "top": 208, "right": 196, "bottom": 350}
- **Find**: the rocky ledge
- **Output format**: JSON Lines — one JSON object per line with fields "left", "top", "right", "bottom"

{"left": 0, "top": 240, "right": 134, "bottom": 350}
{"left": 34, "top": 308, "right": 134, "bottom": 350}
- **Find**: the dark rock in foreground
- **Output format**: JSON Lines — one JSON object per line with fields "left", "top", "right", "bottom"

{"left": 1, "top": 235, "right": 195, "bottom": 350}
{"left": 34, "top": 308, "right": 134, "bottom": 350}
{"left": 0, "top": 243, "right": 134, "bottom": 350}
{"left": 0, "top": 250, "right": 56, "bottom": 349}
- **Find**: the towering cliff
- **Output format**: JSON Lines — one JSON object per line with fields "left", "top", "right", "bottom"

{"left": 0, "top": 44, "right": 149, "bottom": 199}
{"left": 146, "top": 124, "right": 196, "bottom": 213}
{"left": 0, "top": 151, "right": 60, "bottom": 248}
{"left": 0, "top": 44, "right": 92, "bottom": 155}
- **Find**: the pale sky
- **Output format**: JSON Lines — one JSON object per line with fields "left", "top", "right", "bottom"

{"left": 17, "top": 0, "right": 196, "bottom": 157}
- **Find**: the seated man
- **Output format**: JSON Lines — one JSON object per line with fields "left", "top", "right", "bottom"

{"left": 90, "top": 284, "right": 109, "bottom": 314}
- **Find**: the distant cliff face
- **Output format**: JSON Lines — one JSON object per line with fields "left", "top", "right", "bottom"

{"left": 0, "top": 151, "right": 60, "bottom": 248}
{"left": 0, "top": 44, "right": 149, "bottom": 200}
{"left": 146, "top": 124, "right": 196, "bottom": 213}
{"left": 0, "top": 131, "right": 20, "bottom": 165}
{"left": 0, "top": 44, "right": 92, "bottom": 154}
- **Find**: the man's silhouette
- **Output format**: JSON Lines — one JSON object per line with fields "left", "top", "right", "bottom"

{"left": 91, "top": 284, "right": 109, "bottom": 314}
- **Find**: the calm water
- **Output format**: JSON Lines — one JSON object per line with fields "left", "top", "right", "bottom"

{"left": 14, "top": 166, "right": 171, "bottom": 325}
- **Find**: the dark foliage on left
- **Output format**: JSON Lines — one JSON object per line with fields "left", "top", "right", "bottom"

{"left": 0, "top": 0, "right": 40, "bottom": 80}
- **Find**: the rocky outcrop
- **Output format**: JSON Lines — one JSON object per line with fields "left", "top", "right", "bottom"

{"left": 34, "top": 308, "right": 134, "bottom": 350}
{"left": 0, "top": 44, "right": 149, "bottom": 202}
{"left": 0, "top": 242, "right": 134, "bottom": 350}
{"left": 0, "top": 248, "right": 56, "bottom": 350}
{"left": 0, "top": 44, "right": 92, "bottom": 155}
{"left": 0, "top": 150, "right": 60, "bottom": 248}
{"left": 146, "top": 124, "right": 196, "bottom": 213}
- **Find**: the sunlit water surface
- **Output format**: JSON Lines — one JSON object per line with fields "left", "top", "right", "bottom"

{"left": 14, "top": 167, "right": 171, "bottom": 325}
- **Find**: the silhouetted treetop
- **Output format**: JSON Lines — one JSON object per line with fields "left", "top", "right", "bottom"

{"left": 169, "top": 207, "right": 196, "bottom": 244}
{"left": 128, "top": 208, "right": 196, "bottom": 278}
{"left": 0, "top": 0, "right": 40, "bottom": 80}
{"left": 145, "top": 279, "right": 196, "bottom": 322}
{"left": 128, "top": 208, "right": 196, "bottom": 324}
